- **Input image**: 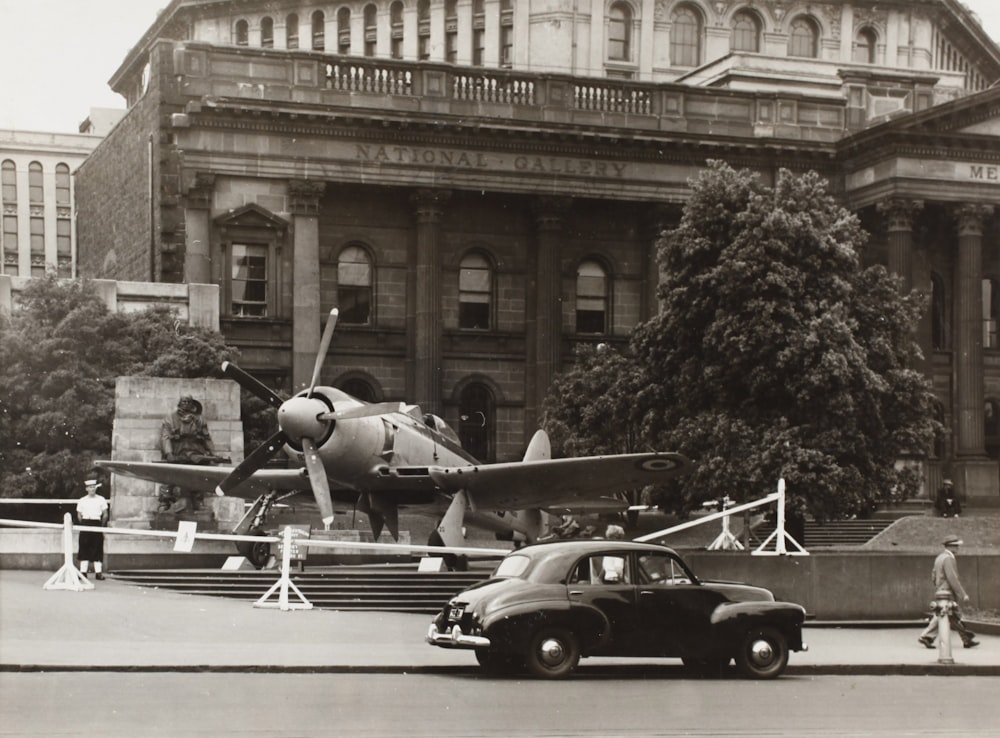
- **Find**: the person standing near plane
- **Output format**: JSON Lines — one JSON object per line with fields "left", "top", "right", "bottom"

{"left": 76, "top": 479, "right": 109, "bottom": 580}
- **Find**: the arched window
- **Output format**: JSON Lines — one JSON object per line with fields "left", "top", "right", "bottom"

{"left": 576, "top": 260, "right": 609, "bottom": 334}
{"left": 312, "top": 10, "right": 325, "bottom": 51}
{"left": 55, "top": 163, "right": 71, "bottom": 206}
{"left": 1, "top": 160, "right": 16, "bottom": 276}
{"left": 1, "top": 159, "right": 16, "bottom": 203}
{"left": 670, "top": 5, "right": 702, "bottom": 67}
{"left": 390, "top": 2, "right": 404, "bottom": 59}
{"left": 608, "top": 2, "right": 632, "bottom": 61}
{"left": 418, "top": 0, "right": 431, "bottom": 60}
{"left": 286, "top": 13, "right": 299, "bottom": 49}
{"left": 731, "top": 9, "right": 761, "bottom": 53}
{"left": 235, "top": 19, "right": 249, "bottom": 46}
{"left": 261, "top": 17, "right": 274, "bottom": 48}
{"left": 338, "top": 8, "right": 352, "bottom": 54}
{"left": 985, "top": 277, "right": 999, "bottom": 349}
{"left": 364, "top": 4, "right": 377, "bottom": 57}
{"left": 459, "top": 382, "right": 494, "bottom": 462}
{"left": 788, "top": 15, "right": 819, "bottom": 58}
{"left": 853, "top": 27, "right": 877, "bottom": 64}
{"left": 341, "top": 377, "right": 378, "bottom": 403}
{"left": 459, "top": 252, "right": 492, "bottom": 330}
{"left": 932, "top": 272, "right": 947, "bottom": 350}
{"left": 28, "top": 161, "right": 43, "bottom": 204}
{"left": 338, "top": 245, "right": 373, "bottom": 325}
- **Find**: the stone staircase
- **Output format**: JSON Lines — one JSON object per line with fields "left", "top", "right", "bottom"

{"left": 751, "top": 517, "right": 898, "bottom": 547}
{"left": 108, "top": 566, "right": 490, "bottom": 614}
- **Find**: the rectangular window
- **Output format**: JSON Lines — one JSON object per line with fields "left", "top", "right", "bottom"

{"left": 231, "top": 244, "right": 268, "bottom": 317}
{"left": 56, "top": 218, "right": 71, "bottom": 256}
{"left": 337, "top": 286, "right": 371, "bottom": 324}
{"left": 29, "top": 216, "right": 44, "bottom": 254}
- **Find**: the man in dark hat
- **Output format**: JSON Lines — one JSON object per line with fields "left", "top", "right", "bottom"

{"left": 918, "top": 534, "right": 978, "bottom": 649}
{"left": 934, "top": 479, "right": 961, "bottom": 518}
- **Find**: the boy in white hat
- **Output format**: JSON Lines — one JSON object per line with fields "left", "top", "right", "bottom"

{"left": 76, "top": 479, "right": 109, "bottom": 580}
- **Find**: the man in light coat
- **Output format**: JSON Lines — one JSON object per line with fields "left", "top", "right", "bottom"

{"left": 918, "top": 534, "right": 979, "bottom": 649}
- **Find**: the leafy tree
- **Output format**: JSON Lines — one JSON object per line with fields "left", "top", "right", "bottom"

{"left": 0, "top": 276, "right": 236, "bottom": 499}
{"left": 630, "top": 161, "right": 937, "bottom": 521}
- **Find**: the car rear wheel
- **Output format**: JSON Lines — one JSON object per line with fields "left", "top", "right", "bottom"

{"left": 734, "top": 626, "right": 788, "bottom": 679}
{"left": 524, "top": 627, "right": 580, "bottom": 679}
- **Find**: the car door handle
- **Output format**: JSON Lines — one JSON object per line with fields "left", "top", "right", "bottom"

{"left": 569, "top": 590, "right": 584, "bottom": 596}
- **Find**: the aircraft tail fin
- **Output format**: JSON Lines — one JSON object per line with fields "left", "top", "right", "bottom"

{"left": 523, "top": 430, "right": 551, "bottom": 463}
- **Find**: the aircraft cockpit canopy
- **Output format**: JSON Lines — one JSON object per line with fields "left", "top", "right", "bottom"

{"left": 423, "top": 413, "right": 461, "bottom": 445}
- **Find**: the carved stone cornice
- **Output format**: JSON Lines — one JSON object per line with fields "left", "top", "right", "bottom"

{"left": 954, "top": 203, "right": 995, "bottom": 237}
{"left": 876, "top": 198, "right": 924, "bottom": 232}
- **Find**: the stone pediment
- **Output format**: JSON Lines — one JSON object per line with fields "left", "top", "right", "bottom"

{"left": 213, "top": 203, "right": 288, "bottom": 231}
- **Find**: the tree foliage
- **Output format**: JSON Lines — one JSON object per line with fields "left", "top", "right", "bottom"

{"left": 544, "top": 162, "right": 937, "bottom": 522}
{"left": 0, "top": 276, "right": 236, "bottom": 499}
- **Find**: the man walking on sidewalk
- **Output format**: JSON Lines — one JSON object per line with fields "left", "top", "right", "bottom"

{"left": 918, "top": 534, "right": 979, "bottom": 649}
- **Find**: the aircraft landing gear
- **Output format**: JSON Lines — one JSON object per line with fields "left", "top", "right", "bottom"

{"left": 236, "top": 526, "right": 271, "bottom": 569}
{"left": 232, "top": 491, "right": 282, "bottom": 569}
{"left": 428, "top": 529, "right": 468, "bottom": 571}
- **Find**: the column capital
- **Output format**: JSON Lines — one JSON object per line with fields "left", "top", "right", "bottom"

{"left": 954, "top": 203, "right": 995, "bottom": 237}
{"left": 288, "top": 180, "right": 326, "bottom": 216}
{"left": 410, "top": 188, "right": 451, "bottom": 223}
{"left": 530, "top": 196, "right": 572, "bottom": 231}
{"left": 876, "top": 198, "right": 923, "bottom": 232}
{"left": 181, "top": 172, "right": 215, "bottom": 209}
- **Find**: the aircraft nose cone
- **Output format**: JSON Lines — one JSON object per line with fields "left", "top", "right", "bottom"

{"left": 278, "top": 396, "right": 330, "bottom": 441}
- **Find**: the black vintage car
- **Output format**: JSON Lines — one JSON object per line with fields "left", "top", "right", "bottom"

{"left": 427, "top": 539, "right": 807, "bottom": 679}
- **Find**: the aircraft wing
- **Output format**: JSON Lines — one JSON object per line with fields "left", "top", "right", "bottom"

{"left": 427, "top": 452, "right": 692, "bottom": 510}
{"left": 96, "top": 461, "right": 310, "bottom": 499}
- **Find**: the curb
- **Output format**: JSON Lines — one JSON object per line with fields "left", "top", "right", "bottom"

{"left": 4, "top": 663, "right": 999, "bottom": 676}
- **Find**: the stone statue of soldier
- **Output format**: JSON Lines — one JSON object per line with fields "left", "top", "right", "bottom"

{"left": 158, "top": 395, "right": 226, "bottom": 513}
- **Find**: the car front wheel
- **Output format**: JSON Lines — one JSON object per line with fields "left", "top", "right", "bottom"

{"left": 524, "top": 627, "right": 580, "bottom": 679}
{"left": 734, "top": 626, "right": 788, "bottom": 679}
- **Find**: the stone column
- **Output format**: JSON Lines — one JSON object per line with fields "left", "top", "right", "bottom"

{"left": 525, "top": 197, "right": 570, "bottom": 434}
{"left": 876, "top": 198, "right": 923, "bottom": 295}
{"left": 409, "top": 188, "right": 450, "bottom": 414}
{"left": 952, "top": 203, "right": 998, "bottom": 499}
{"left": 642, "top": 203, "right": 682, "bottom": 320}
{"left": 182, "top": 173, "right": 215, "bottom": 285}
{"left": 288, "top": 180, "right": 325, "bottom": 392}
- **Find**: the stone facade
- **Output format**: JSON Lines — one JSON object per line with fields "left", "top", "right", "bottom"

{"left": 110, "top": 376, "right": 244, "bottom": 531}
{"left": 75, "top": 1, "right": 1000, "bottom": 499}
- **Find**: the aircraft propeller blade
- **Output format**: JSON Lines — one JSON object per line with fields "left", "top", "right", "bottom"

{"left": 302, "top": 436, "right": 335, "bottom": 529}
{"left": 317, "top": 402, "right": 405, "bottom": 422}
{"left": 222, "top": 361, "right": 284, "bottom": 410}
{"left": 307, "top": 308, "right": 339, "bottom": 398}
{"left": 215, "top": 429, "right": 289, "bottom": 496}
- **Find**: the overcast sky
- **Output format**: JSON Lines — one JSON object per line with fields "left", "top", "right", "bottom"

{"left": 1, "top": 0, "right": 999, "bottom": 134}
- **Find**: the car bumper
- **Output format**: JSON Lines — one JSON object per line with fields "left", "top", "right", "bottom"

{"left": 426, "top": 622, "right": 491, "bottom": 649}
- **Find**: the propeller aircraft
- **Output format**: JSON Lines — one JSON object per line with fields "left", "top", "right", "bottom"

{"left": 98, "top": 309, "right": 693, "bottom": 567}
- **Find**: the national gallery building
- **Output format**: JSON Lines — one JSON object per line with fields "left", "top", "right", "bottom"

{"left": 75, "top": 0, "right": 1000, "bottom": 499}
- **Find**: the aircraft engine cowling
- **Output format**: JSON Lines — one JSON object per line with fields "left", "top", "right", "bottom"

{"left": 286, "top": 406, "right": 388, "bottom": 489}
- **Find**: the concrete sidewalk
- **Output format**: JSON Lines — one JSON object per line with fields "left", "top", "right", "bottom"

{"left": 1, "top": 570, "right": 997, "bottom": 675}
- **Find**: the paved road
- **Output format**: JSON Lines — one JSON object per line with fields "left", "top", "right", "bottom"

{"left": 2, "top": 571, "right": 997, "bottom": 674}
{"left": 3, "top": 672, "right": 998, "bottom": 737}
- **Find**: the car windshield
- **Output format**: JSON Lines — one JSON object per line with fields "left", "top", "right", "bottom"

{"left": 494, "top": 554, "right": 531, "bottom": 578}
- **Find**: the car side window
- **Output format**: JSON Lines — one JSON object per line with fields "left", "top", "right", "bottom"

{"left": 638, "top": 553, "right": 691, "bottom": 585}
{"left": 575, "top": 554, "right": 631, "bottom": 585}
